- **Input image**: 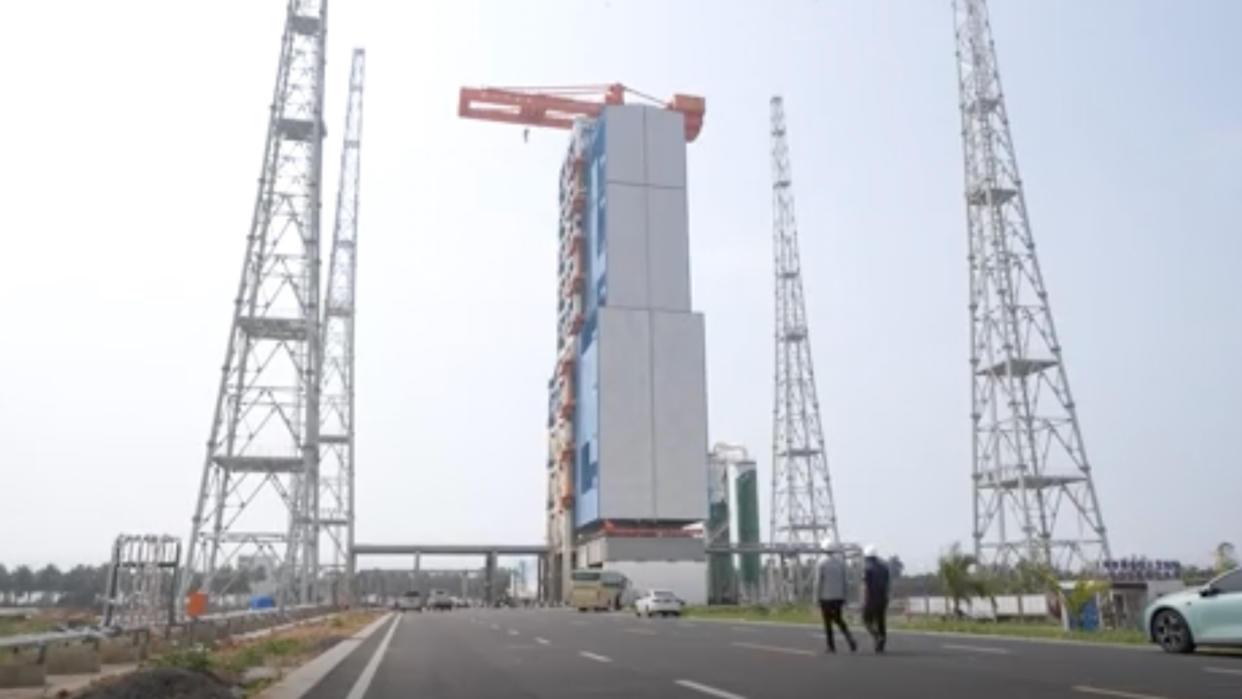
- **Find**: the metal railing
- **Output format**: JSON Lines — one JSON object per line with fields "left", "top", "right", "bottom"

{"left": 0, "top": 604, "right": 334, "bottom": 667}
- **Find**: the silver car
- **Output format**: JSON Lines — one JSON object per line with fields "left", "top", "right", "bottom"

{"left": 1144, "top": 567, "right": 1242, "bottom": 653}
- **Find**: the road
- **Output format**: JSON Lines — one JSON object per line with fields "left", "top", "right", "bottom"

{"left": 303, "top": 608, "right": 1242, "bottom": 699}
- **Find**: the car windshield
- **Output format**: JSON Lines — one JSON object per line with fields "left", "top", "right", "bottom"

{"left": 1211, "top": 568, "right": 1242, "bottom": 593}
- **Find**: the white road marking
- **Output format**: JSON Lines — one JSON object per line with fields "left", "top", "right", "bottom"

{"left": 675, "top": 679, "right": 749, "bottom": 699}
{"left": 534, "top": 637, "right": 550, "bottom": 645}
{"left": 730, "top": 641, "right": 816, "bottom": 657}
{"left": 623, "top": 627, "right": 658, "bottom": 635}
{"left": 344, "top": 615, "right": 401, "bottom": 699}
{"left": 1072, "top": 686, "right": 1174, "bottom": 699}
{"left": 490, "top": 624, "right": 500, "bottom": 630}
{"left": 1205, "top": 666, "right": 1242, "bottom": 676}
{"left": 942, "top": 643, "right": 1012, "bottom": 655}
{"left": 508, "top": 629, "right": 519, "bottom": 636}
{"left": 579, "top": 651, "right": 613, "bottom": 663}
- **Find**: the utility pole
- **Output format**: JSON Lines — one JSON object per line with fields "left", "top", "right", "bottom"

{"left": 769, "top": 96, "right": 840, "bottom": 553}
{"left": 320, "top": 48, "right": 365, "bottom": 604}
{"left": 183, "top": 0, "right": 328, "bottom": 609}
{"left": 954, "top": 0, "right": 1111, "bottom": 571}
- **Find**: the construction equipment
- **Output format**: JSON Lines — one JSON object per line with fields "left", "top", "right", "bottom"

{"left": 458, "top": 83, "right": 705, "bottom": 142}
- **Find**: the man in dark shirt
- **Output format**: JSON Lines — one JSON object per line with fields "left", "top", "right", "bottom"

{"left": 862, "top": 544, "right": 891, "bottom": 653}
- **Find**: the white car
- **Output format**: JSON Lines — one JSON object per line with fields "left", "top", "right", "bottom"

{"left": 634, "top": 590, "right": 684, "bottom": 617}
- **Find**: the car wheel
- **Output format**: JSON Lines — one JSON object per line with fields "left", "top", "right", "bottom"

{"left": 1151, "top": 609, "right": 1195, "bottom": 654}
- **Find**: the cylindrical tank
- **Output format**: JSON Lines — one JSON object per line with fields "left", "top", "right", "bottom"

{"left": 735, "top": 465, "right": 760, "bottom": 593}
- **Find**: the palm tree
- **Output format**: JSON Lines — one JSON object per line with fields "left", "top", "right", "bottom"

{"left": 1214, "top": 542, "right": 1237, "bottom": 574}
{"left": 938, "top": 543, "right": 989, "bottom": 617}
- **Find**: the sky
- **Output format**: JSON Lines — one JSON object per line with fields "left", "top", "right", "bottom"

{"left": 0, "top": 0, "right": 1238, "bottom": 574}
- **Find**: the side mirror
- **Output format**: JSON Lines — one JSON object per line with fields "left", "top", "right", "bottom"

{"left": 1199, "top": 586, "right": 1220, "bottom": 598}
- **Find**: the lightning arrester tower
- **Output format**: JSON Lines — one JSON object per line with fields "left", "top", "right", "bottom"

{"left": 769, "top": 96, "right": 840, "bottom": 549}
{"left": 184, "top": 0, "right": 328, "bottom": 608}
{"left": 954, "top": 0, "right": 1110, "bottom": 571}
{"left": 320, "top": 47, "right": 365, "bottom": 603}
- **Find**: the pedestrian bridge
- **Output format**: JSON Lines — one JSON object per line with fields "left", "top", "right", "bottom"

{"left": 351, "top": 543, "right": 550, "bottom": 604}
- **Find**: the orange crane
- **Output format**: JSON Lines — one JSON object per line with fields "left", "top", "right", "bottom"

{"left": 458, "top": 83, "right": 705, "bottom": 142}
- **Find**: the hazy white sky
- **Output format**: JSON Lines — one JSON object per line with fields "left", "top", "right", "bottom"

{"left": 1, "top": 1, "right": 1238, "bottom": 573}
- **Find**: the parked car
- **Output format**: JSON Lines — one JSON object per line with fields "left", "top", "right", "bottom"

{"left": 397, "top": 590, "right": 424, "bottom": 612}
{"left": 427, "top": 589, "right": 454, "bottom": 611}
{"left": 634, "top": 589, "right": 685, "bottom": 618}
{"left": 1145, "top": 566, "right": 1242, "bottom": 653}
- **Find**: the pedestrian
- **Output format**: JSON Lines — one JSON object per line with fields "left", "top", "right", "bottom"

{"left": 862, "top": 544, "right": 891, "bottom": 653}
{"left": 816, "top": 538, "right": 857, "bottom": 654}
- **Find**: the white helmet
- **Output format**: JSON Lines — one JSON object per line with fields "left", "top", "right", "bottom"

{"left": 863, "top": 544, "right": 878, "bottom": 558}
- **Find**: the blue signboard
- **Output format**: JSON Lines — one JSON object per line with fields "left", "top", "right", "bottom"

{"left": 574, "top": 118, "right": 607, "bottom": 528}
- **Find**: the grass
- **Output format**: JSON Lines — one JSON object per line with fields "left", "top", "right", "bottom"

{"left": 0, "top": 608, "right": 92, "bottom": 638}
{"left": 683, "top": 604, "right": 1149, "bottom": 645}
{"left": 146, "top": 609, "right": 382, "bottom": 696}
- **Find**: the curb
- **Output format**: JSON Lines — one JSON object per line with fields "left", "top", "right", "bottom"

{"left": 682, "top": 615, "right": 1152, "bottom": 651}
{"left": 258, "top": 613, "right": 394, "bottom": 699}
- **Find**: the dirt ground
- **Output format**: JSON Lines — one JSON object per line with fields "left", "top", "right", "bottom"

{"left": 70, "top": 610, "right": 380, "bottom": 698}
{"left": 74, "top": 668, "right": 233, "bottom": 699}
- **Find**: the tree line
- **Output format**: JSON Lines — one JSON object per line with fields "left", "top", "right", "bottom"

{"left": 0, "top": 563, "right": 275, "bottom": 608}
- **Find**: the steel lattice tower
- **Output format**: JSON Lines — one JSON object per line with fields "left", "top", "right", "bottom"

{"left": 319, "top": 48, "right": 364, "bottom": 603}
{"left": 184, "top": 0, "right": 328, "bottom": 607}
{"left": 769, "top": 96, "right": 839, "bottom": 550}
{"left": 954, "top": 0, "right": 1110, "bottom": 571}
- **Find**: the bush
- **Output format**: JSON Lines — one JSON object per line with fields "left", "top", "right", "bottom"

{"left": 151, "top": 648, "right": 213, "bottom": 674}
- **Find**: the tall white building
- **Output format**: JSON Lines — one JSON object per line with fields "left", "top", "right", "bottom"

{"left": 547, "top": 104, "right": 709, "bottom": 604}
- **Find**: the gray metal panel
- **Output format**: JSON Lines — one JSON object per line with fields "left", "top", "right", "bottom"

{"left": 643, "top": 108, "right": 687, "bottom": 189}
{"left": 645, "top": 186, "right": 692, "bottom": 312}
{"left": 602, "top": 105, "right": 645, "bottom": 185}
{"left": 651, "top": 311, "right": 709, "bottom": 521}
{"left": 353, "top": 544, "right": 548, "bottom": 556}
{"left": 602, "top": 536, "right": 707, "bottom": 562}
{"left": 597, "top": 307, "right": 655, "bottom": 520}
{"left": 603, "top": 183, "right": 649, "bottom": 309}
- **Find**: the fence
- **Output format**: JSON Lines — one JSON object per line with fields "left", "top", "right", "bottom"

{"left": 901, "top": 594, "right": 1052, "bottom": 620}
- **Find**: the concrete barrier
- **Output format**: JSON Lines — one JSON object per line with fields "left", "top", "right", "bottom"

{"left": 45, "top": 643, "right": 102, "bottom": 675}
{"left": 0, "top": 660, "right": 46, "bottom": 688}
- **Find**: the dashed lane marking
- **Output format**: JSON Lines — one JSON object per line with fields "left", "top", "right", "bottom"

{"left": 674, "top": 679, "right": 749, "bottom": 699}
{"left": 730, "top": 641, "right": 816, "bottom": 657}
{"left": 534, "top": 637, "right": 550, "bottom": 645}
{"left": 942, "top": 643, "right": 1012, "bottom": 655}
{"left": 1072, "top": 686, "right": 1175, "bottom": 699}
{"left": 1204, "top": 666, "right": 1242, "bottom": 676}
{"left": 508, "top": 629, "right": 519, "bottom": 636}
{"left": 579, "top": 651, "right": 613, "bottom": 663}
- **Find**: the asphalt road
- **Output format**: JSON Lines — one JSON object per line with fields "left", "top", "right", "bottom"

{"left": 303, "top": 608, "right": 1242, "bottom": 699}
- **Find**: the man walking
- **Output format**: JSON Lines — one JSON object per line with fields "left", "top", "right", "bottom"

{"left": 862, "top": 544, "right": 891, "bottom": 653}
{"left": 816, "top": 539, "right": 857, "bottom": 653}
